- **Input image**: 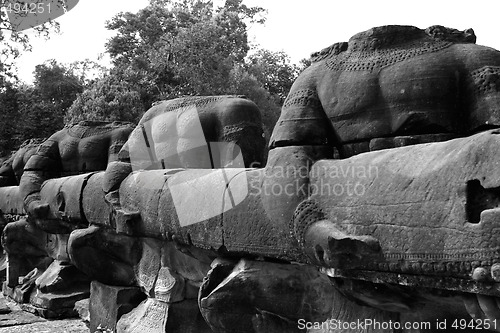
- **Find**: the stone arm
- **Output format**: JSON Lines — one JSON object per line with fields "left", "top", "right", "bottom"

{"left": 19, "top": 137, "right": 62, "bottom": 218}
{"left": 458, "top": 44, "right": 500, "bottom": 133}
{"left": 265, "top": 64, "right": 339, "bottom": 224}
{"left": 265, "top": 67, "right": 379, "bottom": 266}
{"left": 269, "top": 66, "right": 337, "bottom": 150}
{"left": 103, "top": 125, "right": 147, "bottom": 210}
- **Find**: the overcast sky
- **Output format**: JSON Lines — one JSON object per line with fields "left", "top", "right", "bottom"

{"left": 11, "top": 0, "right": 500, "bottom": 83}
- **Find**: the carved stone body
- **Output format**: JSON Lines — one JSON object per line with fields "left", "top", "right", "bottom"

{"left": 0, "top": 138, "right": 45, "bottom": 187}
{"left": 5, "top": 25, "right": 500, "bottom": 331}
{"left": 19, "top": 121, "right": 134, "bottom": 231}
{"left": 1, "top": 121, "right": 134, "bottom": 317}
{"left": 271, "top": 25, "right": 500, "bottom": 156}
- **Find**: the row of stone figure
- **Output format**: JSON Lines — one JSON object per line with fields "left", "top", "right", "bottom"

{"left": 2, "top": 24, "right": 500, "bottom": 332}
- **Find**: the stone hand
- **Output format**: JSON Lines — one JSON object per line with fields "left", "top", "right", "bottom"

{"left": 463, "top": 294, "right": 500, "bottom": 331}
{"left": 303, "top": 219, "right": 381, "bottom": 268}
{"left": 27, "top": 200, "right": 50, "bottom": 219}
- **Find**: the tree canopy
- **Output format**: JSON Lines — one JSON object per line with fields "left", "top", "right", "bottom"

{"left": 0, "top": 59, "right": 84, "bottom": 156}
{"left": 0, "top": 0, "right": 60, "bottom": 86}
{"left": 0, "top": 0, "right": 306, "bottom": 157}
{"left": 66, "top": 0, "right": 301, "bottom": 140}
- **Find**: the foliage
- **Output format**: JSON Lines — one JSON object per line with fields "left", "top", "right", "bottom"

{"left": 101, "top": 0, "right": 265, "bottom": 99}
{"left": 65, "top": 69, "right": 144, "bottom": 123}
{"left": 0, "top": 0, "right": 59, "bottom": 86}
{"left": 246, "top": 49, "right": 300, "bottom": 103}
{"left": 65, "top": 0, "right": 300, "bottom": 137}
{"left": 228, "top": 64, "right": 279, "bottom": 137}
{"left": 0, "top": 82, "right": 19, "bottom": 155}
{"left": 0, "top": 59, "right": 84, "bottom": 156}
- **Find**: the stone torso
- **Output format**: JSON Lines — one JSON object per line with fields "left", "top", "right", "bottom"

{"left": 271, "top": 25, "right": 500, "bottom": 153}
{"left": 126, "top": 95, "right": 266, "bottom": 170}
{"left": 56, "top": 121, "right": 134, "bottom": 175}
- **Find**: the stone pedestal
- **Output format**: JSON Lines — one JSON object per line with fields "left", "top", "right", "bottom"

{"left": 3, "top": 281, "right": 90, "bottom": 319}
{"left": 89, "top": 281, "right": 146, "bottom": 333}
{"left": 116, "top": 298, "right": 212, "bottom": 333}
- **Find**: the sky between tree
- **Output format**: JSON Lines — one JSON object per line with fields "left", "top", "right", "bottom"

{"left": 10, "top": 0, "right": 500, "bottom": 83}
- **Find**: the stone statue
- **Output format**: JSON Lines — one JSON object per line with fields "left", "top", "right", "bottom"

{"left": 67, "top": 26, "right": 500, "bottom": 331}
{"left": 0, "top": 138, "right": 45, "bottom": 187}
{"left": 19, "top": 121, "right": 134, "bottom": 231}
{"left": 3, "top": 24, "right": 500, "bottom": 332}
{"left": 265, "top": 24, "right": 500, "bottom": 328}
{"left": 2, "top": 121, "right": 134, "bottom": 317}
{"left": 66, "top": 95, "right": 266, "bottom": 331}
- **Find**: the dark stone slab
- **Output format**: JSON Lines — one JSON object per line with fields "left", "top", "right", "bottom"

{"left": 90, "top": 281, "right": 146, "bottom": 333}
{"left": 26, "top": 287, "right": 90, "bottom": 319}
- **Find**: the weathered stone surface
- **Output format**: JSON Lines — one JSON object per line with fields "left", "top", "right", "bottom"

{"left": 69, "top": 226, "right": 141, "bottom": 286}
{"left": 116, "top": 298, "right": 168, "bottom": 333}
{"left": 81, "top": 171, "right": 111, "bottom": 227}
{"left": 154, "top": 267, "right": 185, "bottom": 303}
{"left": 6, "top": 25, "right": 500, "bottom": 331}
{"left": 24, "top": 286, "right": 90, "bottom": 319}
{"left": 0, "top": 138, "right": 45, "bottom": 188}
{"left": 271, "top": 25, "right": 500, "bottom": 149}
{"left": 368, "top": 133, "right": 457, "bottom": 153}
{"left": 3, "top": 268, "right": 43, "bottom": 304}
{"left": 305, "top": 130, "right": 500, "bottom": 278}
{"left": 66, "top": 129, "right": 500, "bottom": 296}
{"left": 89, "top": 281, "right": 146, "bottom": 333}
{"left": 35, "top": 260, "right": 90, "bottom": 293}
{"left": 164, "top": 300, "right": 212, "bottom": 333}
{"left": 0, "top": 186, "right": 24, "bottom": 215}
{"left": 199, "top": 259, "right": 335, "bottom": 333}
{"left": 73, "top": 298, "right": 89, "bottom": 323}
{"left": 116, "top": 298, "right": 211, "bottom": 333}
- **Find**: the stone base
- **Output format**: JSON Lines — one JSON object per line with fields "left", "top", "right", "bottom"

{"left": 116, "top": 298, "right": 212, "bottom": 333}
{"left": 3, "top": 281, "right": 90, "bottom": 319}
{"left": 165, "top": 299, "right": 213, "bottom": 333}
{"left": 3, "top": 281, "right": 32, "bottom": 304}
{"left": 90, "top": 281, "right": 146, "bottom": 333}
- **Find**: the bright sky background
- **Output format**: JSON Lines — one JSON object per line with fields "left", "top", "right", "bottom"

{"left": 11, "top": 0, "right": 500, "bottom": 83}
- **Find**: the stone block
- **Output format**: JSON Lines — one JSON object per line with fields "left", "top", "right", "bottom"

{"left": 74, "top": 298, "right": 90, "bottom": 322}
{"left": 27, "top": 286, "right": 90, "bottom": 319}
{"left": 117, "top": 298, "right": 211, "bottom": 333}
{"left": 90, "top": 281, "right": 146, "bottom": 332}
{"left": 35, "top": 260, "right": 90, "bottom": 293}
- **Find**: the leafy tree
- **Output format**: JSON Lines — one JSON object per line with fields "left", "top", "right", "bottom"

{"left": 69, "top": 59, "right": 108, "bottom": 86}
{"left": 33, "top": 59, "right": 83, "bottom": 109}
{"left": 228, "top": 64, "right": 280, "bottom": 138}
{"left": 65, "top": 70, "right": 144, "bottom": 123}
{"left": 65, "top": 0, "right": 302, "bottom": 140}
{"left": 1, "top": 60, "right": 84, "bottom": 147}
{"left": 0, "top": 0, "right": 60, "bottom": 86}
{"left": 0, "top": 82, "right": 20, "bottom": 155}
{"left": 246, "top": 49, "right": 300, "bottom": 103}
{"left": 104, "top": 0, "right": 265, "bottom": 98}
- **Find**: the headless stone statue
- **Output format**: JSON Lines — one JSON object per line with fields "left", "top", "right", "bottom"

{"left": 265, "top": 24, "right": 500, "bottom": 330}
{"left": 0, "top": 138, "right": 45, "bottom": 187}
{"left": 2, "top": 121, "right": 134, "bottom": 316}
{"left": 69, "top": 95, "right": 266, "bottom": 286}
